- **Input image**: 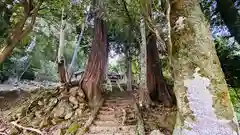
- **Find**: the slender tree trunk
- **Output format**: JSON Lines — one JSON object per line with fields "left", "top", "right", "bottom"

{"left": 126, "top": 54, "right": 132, "bottom": 91}
{"left": 139, "top": 17, "right": 152, "bottom": 108}
{"left": 216, "top": 0, "right": 240, "bottom": 44}
{"left": 80, "top": 1, "right": 108, "bottom": 108}
{"left": 57, "top": 8, "right": 67, "bottom": 83}
{"left": 171, "top": 0, "right": 239, "bottom": 134}
{"left": 146, "top": 32, "right": 173, "bottom": 107}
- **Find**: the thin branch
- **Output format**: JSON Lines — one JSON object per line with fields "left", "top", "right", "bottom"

{"left": 121, "top": 0, "right": 141, "bottom": 45}
{"left": 18, "top": 1, "right": 42, "bottom": 40}
{"left": 0, "top": 132, "right": 7, "bottom": 135}
{"left": 10, "top": 121, "right": 43, "bottom": 135}
{"left": 165, "top": 0, "right": 173, "bottom": 65}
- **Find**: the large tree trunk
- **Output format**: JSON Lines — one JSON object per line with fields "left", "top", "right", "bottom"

{"left": 146, "top": 32, "right": 173, "bottom": 107}
{"left": 171, "top": 0, "right": 239, "bottom": 134}
{"left": 216, "top": 0, "right": 240, "bottom": 44}
{"left": 80, "top": 2, "right": 108, "bottom": 108}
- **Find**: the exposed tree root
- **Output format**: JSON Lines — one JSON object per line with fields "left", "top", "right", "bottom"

{"left": 76, "top": 98, "right": 104, "bottom": 135}
{"left": 10, "top": 121, "right": 43, "bottom": 135}
{"left": 129, "top": 91, "right": 145, "bottom": 135}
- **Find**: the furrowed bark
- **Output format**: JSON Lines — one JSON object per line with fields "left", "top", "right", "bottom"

{"left": 146, "top": 32, "right": 173, "bottom": 107}
{"left": 171, "top": 0, "right": 239, "bottom": 134}
{"left": 80, "top": 1, "right": 108, "bottom": 109}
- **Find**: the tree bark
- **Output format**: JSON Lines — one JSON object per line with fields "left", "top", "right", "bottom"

{"left": 126, "top": 54, "right": 132, "bottom": 91}
{"left": 57, "top": 8, "right": 67, "bottom": 83}
{"left": 80, "top": 1, "right": 108, "bottom": 108}
{"left": 139, "top": 17, "right": 152, "bottom": 108}
{"left": 0, "top": 1, "right": 41, "bottom": 65}
{"left": 216, "top": 0, "right": 240, "bottom": 44}
{"left": 146, "top": 32, "right": 173, "bottom": 107}
{"left": 171, "top": 0, "right": 239, "bottom": 134}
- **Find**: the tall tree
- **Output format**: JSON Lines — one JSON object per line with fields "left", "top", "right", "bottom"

{"left": 171, "top": 0, "right": 239, "bottom": 134}
{"left": 0, "top": 0, "right": 42, "bottom": 65}
{"left": 141, "top": 0, "right": 174, "bottom": 107}
{"left": 57, "top": 8, "right": 67, "bottom": 83}
{"left": 139, "top": 17, "right": 152, "bottom": 108}
{"left": 80, "top": 0, "right": 109, "bottom": 108}
{"left": 216, "top": 0, "right": 240, "bottom": 44}
{"left": 146, "top": 32, "right": 173, "bottom": 107}
{"left": 126, "top": 49, "right": 133, "bottom": 91}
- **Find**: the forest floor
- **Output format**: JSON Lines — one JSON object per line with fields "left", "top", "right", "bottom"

{"left": 0, "top": 82, "right": 177, "bottom": 135}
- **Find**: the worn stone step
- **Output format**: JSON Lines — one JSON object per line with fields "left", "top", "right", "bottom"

{"left": 88, "top": 126, "right": 136, "bottom": 134}
{"left": 98, "top": 109, "right": 115, "bottom": 115}
{"left": 97, "top": 114, "right": 116, "bottom": 121}
{"left": 93, "top": 120, "right": 119, "bottom": 126}
{"left": 100, "top": 106, "right": 118, "bottom": 111}
{"left": 103, "top": 102, "right": 132, "bottom": 107}
{"left": 85, "top": 133, "right": 135, "bottom": 135}
{"left": 106, "top": 97, "right": 130, "bottom": 101}
{"left": 105, "top": 99, "right": 132, "bottom": 103}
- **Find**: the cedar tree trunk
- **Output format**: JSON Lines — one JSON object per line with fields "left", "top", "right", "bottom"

{"left": 80, "top": 4, "right": 108, "bottom": 108}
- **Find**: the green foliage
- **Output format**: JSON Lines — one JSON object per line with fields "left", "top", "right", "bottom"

{"left": 215, "top": 37, "right": 240, "bottom": 88}
{"left": 67, "top": 122, "right": 80, "bottom": 134}
{"left": 229, "top": 88, "right": 240, "bottom": 120}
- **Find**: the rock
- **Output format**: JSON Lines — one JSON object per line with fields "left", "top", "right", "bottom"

{"left": 76, "top": 96, "right": 85, "bottom": 103}
{"left": 9, "top": 127, "right": 19, "bottom": 135}
{"left": 75, "top": 108, "right": 83, "bottom": 116}
{"left": 53, "top": 107, "right": 65, "bottom": 118}
{"left": 49, "top": 98, "right": 58, "bottom": 107}
{"left": 65, "top": 112, "right": 73, "bottom": 120}
{"left": 77, "top": 89, "right": 85, "bottom": 98}
{"left": 69, "top": 96, "right": 78, "bottom": 108}
{"left": 53, "top": 100, "right": 73, "bottom": 118}
{"left": 53, "top": 129, "right": 62, "bottom": 135}
{"left": 78, "top": 103, "right": 86, "bottom": 110}
{"left": 149, "top": 130, "right": 165, "bottom": 135}
{"left": 69, "top": 87, "right": 78, "bottom": 97}
{"left": 39, "top": 117, "right": 50, "bottom": 128}
{"left": 35, "top": 111, "right": 42, "bottom": 118}
{"left": 32, "top": 118, "right": 41, "bottom": 127}
{"left": 38, "top": 100, "right": 44, "bottom": 106}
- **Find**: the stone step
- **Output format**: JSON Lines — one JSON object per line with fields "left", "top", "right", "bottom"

{"left": 88, "top": 126, "right": 136, "bottom": 134}
{"left": 85, "top": 133, "right": 135, "bottom": 135}
{"left": 105, "top": 99, "right": 132, "bottom": 103}
{"left": 97, "top": 114, "right": 116, "bottom": 121}
{"left": 93, "top": 120, "right": 119, "bottom": 126}
{"left": 103, "top": 102, "right": 132, "bottom": 107}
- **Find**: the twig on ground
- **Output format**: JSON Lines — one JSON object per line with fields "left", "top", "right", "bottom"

{"left": 10, "top": 121, "right": 43, "bottom": 135}
{"left": 0, "top": 132, "right": 7, "bottom": 135}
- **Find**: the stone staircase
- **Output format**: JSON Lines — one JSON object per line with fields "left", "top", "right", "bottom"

{"left": 85, "top": 92, "right": 137, "bottom": 135}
